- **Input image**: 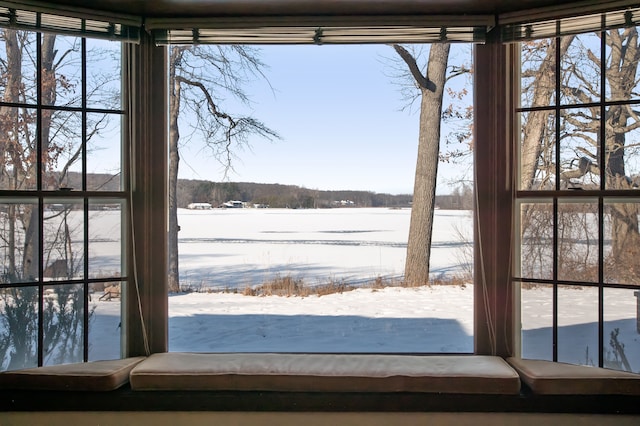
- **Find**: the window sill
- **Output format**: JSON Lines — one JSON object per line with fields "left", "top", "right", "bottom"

{"left": 2, "top": 386, "right": 640, "bottom": 414}
{"left": 1, "top": 354, "right": 639, "bottom": 414}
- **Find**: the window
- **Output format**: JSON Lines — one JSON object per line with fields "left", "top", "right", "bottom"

{"left": 0, "top": 28, "right": 128, "bottom": 370}
{"left": 163, "top": 33, "right": 478, "bottom": 353}
{"left": 514, "top": 15, "right": 640, "bottom": 371}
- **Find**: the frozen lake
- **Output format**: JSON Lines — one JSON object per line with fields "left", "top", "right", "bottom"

{"left": 177, "top": 207, "right": 473, "bottom": 290}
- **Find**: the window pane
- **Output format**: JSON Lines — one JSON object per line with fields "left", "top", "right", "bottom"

{"left": 169, "top": 43, "right": 475, "bottom": 353}
{"left": 604, "top": 287, "right": 639, "bottom": 373}
{"left": 89, "top": 200, "right": 123, "bottom": 279}
{"left": 605, "top": 27, "right": 640, "bottom": 102}
{"left": 559, "top": 108, "right": 600, "bottom": 189}
{"left": 557, "top": 200, "right": 599, "bottom": 283}
{"left": 86, "top": 39, "right": 122, "bottom": 110}
{"left": 605, "top": 104, "right": 640, "bottom": 190}
{"left": 560, "top": 33, "right": 601, "bottom": 106}
{"left": 89, "top": 281, "right": 122, "bottom": 361}
{"left": 519, "top": 201, "right": 553, "bottom": 280}
{"left": 43, "top": 110, "right": 83, "bottom": 191}
{"left": 43, "top": 283, "right": 84, "bottom": 366}
{"left": 87, "top": 113, "right": 122, "bottom": 191}
{"left": 520, "top": 283, "right": 553, "bottom": 361}
{"left": 41, "top": 35, "right": 82, "bottom": 108}
{"left": 0, "top": 286, "right": 39, "bottom": 371}
{"left": 0, "top": 107, "right": 38, "bottom": 191}
{"left": 43, "top": 201, "right": 84, "bottom": 281}
{"left": 0, "top": 30, "right": 38, "bottom": 104}
{"left": 604, "top": 200, "right": 640, "bottom": 285}
{"left": 558, "top": 284, "right": 598, "bottom": 366}
{"left": 0, "top": 200, "right": 39, "bottom": 283}
{"left": 519, "top": 111, "right": 556, "bottom": 190}
{"left": 520, "top": 38, "right": 556, "bottom": 109}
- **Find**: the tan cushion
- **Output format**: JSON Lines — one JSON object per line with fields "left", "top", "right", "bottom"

{"left": 507, "top": 357, "right": 640, "bottom": 395}
{"left": 0, "top": 357, "right": 146, "bottom": 391}
{"left": 130, "top": 353, "right": 521, "bottom": 394}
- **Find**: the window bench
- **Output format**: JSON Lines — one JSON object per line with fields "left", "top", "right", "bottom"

{"left": 1, "top": 354, "right": 639, "bottom": 414}
{"left": 129, "top": 353, "right": 521, "bottom": 393}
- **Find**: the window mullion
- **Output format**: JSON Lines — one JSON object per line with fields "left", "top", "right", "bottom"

{"left": 597, "top": 19, "right": 607, "bottom": 369}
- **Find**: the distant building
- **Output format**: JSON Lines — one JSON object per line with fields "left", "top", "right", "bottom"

{"left": 220, "top": 200, "right": 245, "bottom": 208}
{"left": 331, "top": 200, "right": 355, "bottom": 207}
{"left": 187, "top": 202, "right": 212, "bottom": 210}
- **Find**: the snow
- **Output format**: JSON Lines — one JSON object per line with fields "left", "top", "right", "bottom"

{"left": 4, "top": 208, "right": 640, "bottom": 373}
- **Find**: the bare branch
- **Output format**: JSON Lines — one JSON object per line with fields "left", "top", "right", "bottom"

{"left": 391, "top": 44, "right": 434, "bottom": 91}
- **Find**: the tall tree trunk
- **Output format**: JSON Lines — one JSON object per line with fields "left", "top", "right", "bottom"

{"left": 167, "top": 47, "right": 182, "bottom": 293}
{"left": 21, "top": 34, "right": 57, "bottom": 281}
{"left": 520, "top": 37, "right": 573, "bottom": 190}
{"left": 604, "top": 28, "right": 640, "bottom": 281}
{"left": 404, "top": 43, "right": 450, "bottom": 286}
{"left": 0, "top": 30, "right": 22, "bottom": 280}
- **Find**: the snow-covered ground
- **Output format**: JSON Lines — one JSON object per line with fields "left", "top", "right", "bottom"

{"left": 3, "top": 207, "right": 639, "bottom": 373}
{"left": 86, "top": 208, "right": 639, "bottom": 373}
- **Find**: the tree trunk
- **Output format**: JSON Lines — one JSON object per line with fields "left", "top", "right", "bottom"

{"left": 604, "top": 28, "right": 640, "bottom": 282}
{"left": 520, "top": 37, "right": 573, "bottom": 190}
{"left": 404, "top": 43, "right": 450, "bottom": 286}
{"left": 167, "top": 47, "right": 182, "bottom": 293}
{"left": 0, "top": 30, "right": 22, "bottom": 280}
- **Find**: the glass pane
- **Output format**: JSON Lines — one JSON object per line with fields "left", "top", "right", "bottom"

{"left": 557, "top": 200, "right": 599, "bottom": 283}
{"left": 519, "top": 202, "right": 553, "bottom": 280}
{"left": 169, "top": 43, "right": 475, "bottom": 353}
{"left": 89, "top": 281, "right": 122, "bottom": 361}
{"left": 0, "top": 30, "right": 38, "bottom": 104}
{"left": 603, "top": 287, "right": 639, "bottom": 373}
{"left": 520, "top": 283, "right": 553, "bottom": 361}
{"left": 559, "top": 108, "right": 600, "bottom": 189}
{"left": 604, "top": 200, "right": 640, "bottom": 285}
{"left": 0, "top": 107, "right": 38, "bottom": 191}
{"left": 43, "top": 201, "right": 84, "bottom": 281}
{"left": 41, "top": 35, "right": 81, "bottom": 107}
{"left": 86, "top": 38, "right": 122, "bottom": 110}
{"left": 0, "top": 286, "right": 39, "bottom": 371}
{"left": 42, "top": 110, "right": 83, "bottom": 191}
{"left": 605, "top": 104, "right": 640, "bottom": 190}
{"left": 89, "top": 200, "right": 123, "bottom": 279}
{"left": 558, "top": 284, "right": 598, "bottom": 366}
{"left": 606, "top": 27, "right": 640, "bottom": 102}
{"left": 87, "top": 113, "right": 122, "bottom": 191}
{"left": 520, "top": 38, "right": 556, "bottom": 109}
{"left": 43, "top": 283, "right": 84, "bottom": 366}
{"left": 0, "top": 200, "right": 39, "bottom": 283}
{"left": 519, "top": 111, "right": 556, "bottom": 190}
{"left": 560, "top": 33, "right": 601, "bottom": 106}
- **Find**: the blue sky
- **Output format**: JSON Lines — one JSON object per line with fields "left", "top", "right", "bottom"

{"left": 177, "top": 44, "right": 473, "bottom": 195}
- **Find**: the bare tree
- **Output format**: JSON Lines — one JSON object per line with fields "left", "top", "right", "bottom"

{"left": 168, "top": 45, "right": 279, "bottom": 293}
{"left": 520, "top": 29, "right": 640, "bottom": 285}
{"left": 393, "top": 43, "right": 451, "bottom": 286}
{"left": 0, "top": 30, "right": 112, "bottom": 369}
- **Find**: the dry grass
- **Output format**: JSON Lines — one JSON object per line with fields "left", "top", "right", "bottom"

{"left": 235, "top": 273, "right": 469, "bottom": 297}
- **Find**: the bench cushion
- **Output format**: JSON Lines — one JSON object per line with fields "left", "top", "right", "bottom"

{"left": 507, "top": 357, "right": 640, "bottom": 395}
{"left": 0, "top": 357, "right": 146, "bottom": 391}
{"left": 130, "top": 353, "right": 521, "bottom": 394}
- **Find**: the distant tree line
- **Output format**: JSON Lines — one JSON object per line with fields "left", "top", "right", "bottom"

{"left": 59, "top": 172, "right": 473, "bottom": 210}
{"left": 177, "top": 179, "right": 413, "bottom": 209}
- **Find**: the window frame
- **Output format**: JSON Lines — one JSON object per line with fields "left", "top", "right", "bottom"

{"left": 0, "top": 30, "right": 129, "bottom": 368}
{"left": 512, "top": 26, "right": 640, "bottom": 367}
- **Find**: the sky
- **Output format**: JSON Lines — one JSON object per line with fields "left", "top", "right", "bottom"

{"left": 177, "top": 44, "right": 474, "bottom": 195}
